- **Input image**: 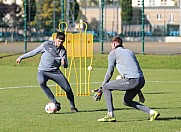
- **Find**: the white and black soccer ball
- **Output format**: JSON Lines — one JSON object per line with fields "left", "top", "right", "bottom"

{"left": 116, "top": 75, "right": 123, "bottom": 80}
{"left": 45, "top": 102, "right": 57, "bottom": 114}
{"left": 88, "top": 66, "right": 93, "bottom": 71}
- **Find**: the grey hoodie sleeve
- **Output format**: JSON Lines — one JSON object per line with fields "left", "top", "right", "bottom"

{"left": 18, "top": 43, "right": 44, "bottom": 60}
{"left": 101, "top": 51, "right": 116, "bottom": 87}
{"left": 61, "top": 49, "right": 68, "bottom": 68}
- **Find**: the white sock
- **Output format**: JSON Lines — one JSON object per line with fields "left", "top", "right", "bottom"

{"left": 149, "top": 109, "right": 155, "bottom": 115}
{"left": 108, "top": 112, "right": 114, "bottom": 117}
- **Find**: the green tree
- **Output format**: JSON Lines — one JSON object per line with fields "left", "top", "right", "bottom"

{"left": 120, "top": 0, "right": 132, "bottom": 22}
{"left": 26, "top": 0, "right": 36, "bottom": 38}
{"left": 120, "top": 0, "right": 133, "bottom": 32}
{"left": 69, "top": 0, "right": 80, "bottom": 23}
{"left": 40, "top": 0, "right": 61, "bottom": 32}
{"left": 34, "top": 0, "right": 80, "bottom": 33}
{"left": 0, "top": 3, "right": 8, "bottom": 26}
{"left": 0, "top": 3, "right": 23, "bottom": 40}
{"left": 27, "top": 0, "right": 36, "bottom": 22}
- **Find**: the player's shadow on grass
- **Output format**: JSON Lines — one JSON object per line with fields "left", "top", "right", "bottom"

{"left": 144, "top": 92, "right": 175, "bottom": 95}
{"left": 111, "top": 116, "right": 181, "bottom": 122}
{"left": 149, "top": 106, "right": 181, "bottom": 110}
{"left": 56, "top": 107, "right": 132, "bottom": 114}
{"left": 0, "top": 53, "right": 21, "bottom": 59}
{"left": 78, "top": 107, "right": 132, "bottom": 113}
{"left": 112, "top": 92, "right": 175, "bottom": 96}
{"left": 157, "top": 116, "right": 181, "bottom": 121}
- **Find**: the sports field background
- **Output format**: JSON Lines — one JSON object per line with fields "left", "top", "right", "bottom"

{"left": 0, "top": 65, "right": 181, "bottom": 131}
{"left": 0, "top": 41, "right": 181, "bottom": 55}
{"left": 0, "top": 41, "right": 181, "bottom": 131}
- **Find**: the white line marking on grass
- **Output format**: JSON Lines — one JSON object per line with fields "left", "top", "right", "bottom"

{"left": 0, "top": 85, "right": 54, "bottom": 90}
{"left": 0, "top": 82, "right": 101, "bottom": 90}
{"left": 0, "top": 80, "right": 180, "bottom": 90}
{"left": 147, "top": 80, "right": 181, "bottom": 83}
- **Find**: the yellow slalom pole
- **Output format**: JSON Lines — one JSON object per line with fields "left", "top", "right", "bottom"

{"left": 58, "top": 22, "right": 68, "bottom": 32}
{"left": 79, "top": 22, "right": 88, "bottom": 96}
{"left": 79, "top": 30, "right": 82, "bottom": 96}
{"left": 88, "top": 55, "right": 93, "bottom": 96}
{"left": 56, "top": 22, "right": 68, "bottom": 96}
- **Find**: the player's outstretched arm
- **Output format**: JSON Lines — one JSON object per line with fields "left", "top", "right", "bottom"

{"left": 16, "top": 43, "right": 43, "bottom": 64}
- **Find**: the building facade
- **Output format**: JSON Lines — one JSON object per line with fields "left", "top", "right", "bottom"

{"left": 132, "top": 0, "right": 177, "bottom": 7}
{"left": 81, "top": 5, "right": 180, "bottom": 36}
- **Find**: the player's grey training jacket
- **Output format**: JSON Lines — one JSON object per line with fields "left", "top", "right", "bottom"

{"left": 18, "top": 40, "right": 77, "bottom": 109}
{"left": 101, "top": 45, "right": 151, "bottom": 114}
{"left": 102, "top": 45, "right": 144, "bottom": 86}
{"left": 18, "top": 41, "right": 68, "bottom": 71}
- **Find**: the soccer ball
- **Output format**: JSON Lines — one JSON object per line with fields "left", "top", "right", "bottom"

{"left": 116, "top": 75, "right": 123, "bottom": 80}
{"left": 45, "top": 102, "right": 57, "bottom": 114}
{"left": 88, "top": 66, "right": 93, "bottom": 71}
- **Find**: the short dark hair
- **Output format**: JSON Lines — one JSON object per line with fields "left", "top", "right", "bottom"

{"left": 111, "top": 36, "right": 123, "bottom": 46}
{"left": 56, "top": 32, "right": 65, "bottom": 41}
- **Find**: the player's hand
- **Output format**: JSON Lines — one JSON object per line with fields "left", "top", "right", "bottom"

{"left": 138, "top": 91, "right": 145, "bottom": 103}
{"left": 16, "top": 58, "right": 21, "bottom": 64}
{"left": 93, "top": 92, "right": 102, "bottom": 101}
{"left": 93, "top": 87, "right": 103, "bottom": 101}
{"left": 61, "top": 58, "right": 68, "bottom": 68}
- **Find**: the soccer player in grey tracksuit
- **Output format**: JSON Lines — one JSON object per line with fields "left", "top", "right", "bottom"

{"left": 16, "top": 32, "right": 78, "bottom": 112}
{"left": 97, "top": 36, "right": 159, "bottom": 122}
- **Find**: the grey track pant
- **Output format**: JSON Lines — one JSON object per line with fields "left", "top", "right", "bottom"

{"left": 37, "top": 70, "right": 75, "bottom": 108}
{"left": 102, "top": 77, "right": 150, "bottom": 114}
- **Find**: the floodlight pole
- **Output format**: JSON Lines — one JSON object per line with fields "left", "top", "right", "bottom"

{"left": 24, "top": 0, "right": 27, "bottom": 53}
{"left": 141, "top": 0, "right": 145, "bottom": 54}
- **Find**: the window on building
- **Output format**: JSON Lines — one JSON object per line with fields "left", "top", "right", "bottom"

{"left": 169, "top": 13, "right": 174, "bottom": 23}
{"left": 149, "top": 0, "right": 155, "bottom": 6}
{"left": 161, "top": 0, "right": 167, "bottom": 5}
{"left": 146, "top": 14, "right": 150, "bottom": 20}
{"left": 157, "top": 14, "right": 161, "bottom": 20}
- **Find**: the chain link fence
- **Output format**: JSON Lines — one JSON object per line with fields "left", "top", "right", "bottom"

{"left": 0, "top": 0, "right": 181, "bottom": 54}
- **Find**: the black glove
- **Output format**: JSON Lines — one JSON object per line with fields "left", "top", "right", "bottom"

{"left": 93, "top": 87, "right": 103, "bottom": 101}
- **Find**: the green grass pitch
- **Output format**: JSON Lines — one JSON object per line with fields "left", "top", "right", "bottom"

{"left": 0, "top": 54, "right": 181, "bottom": 131}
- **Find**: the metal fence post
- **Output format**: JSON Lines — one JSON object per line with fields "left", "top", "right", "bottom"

{"left": 141, "top": 0, "right": 145, "bottom": 54}
{"left": 24, "top": 0, "right": 27, "bottom": 53}
{"left": 61, "top": 0, "right": 65, "bottom": 31}
{"left": 99, "top": 0, "right": 104, "bottom": 54}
